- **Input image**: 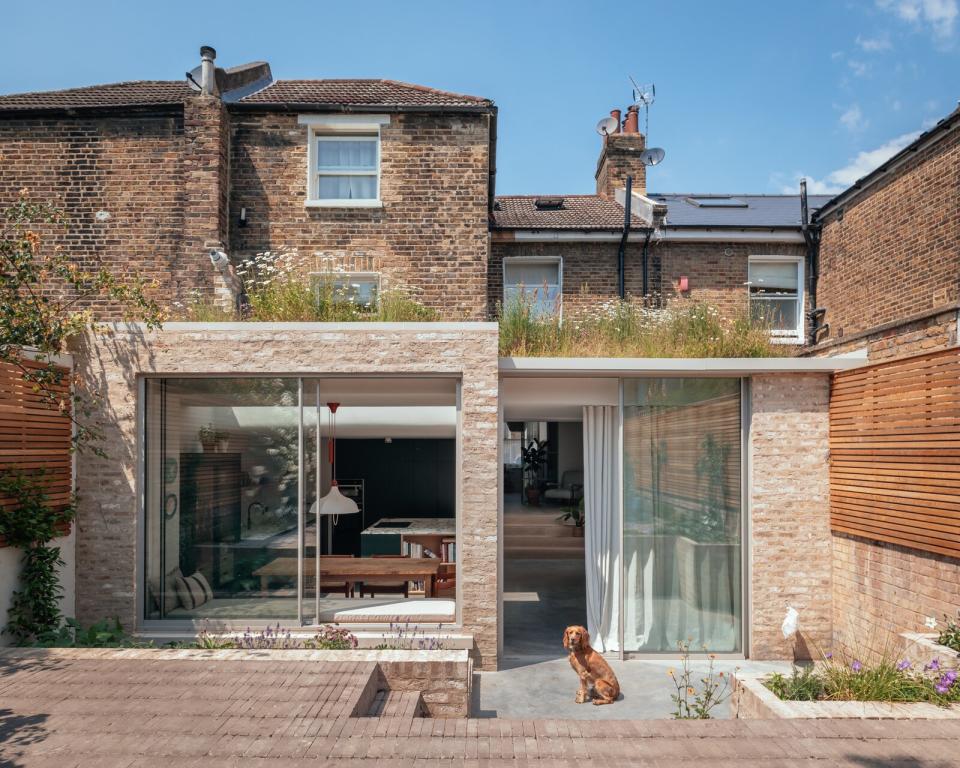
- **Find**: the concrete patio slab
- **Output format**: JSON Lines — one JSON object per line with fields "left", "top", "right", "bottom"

{"left": 475, "top": 656, "right": 793, "bottom": 719}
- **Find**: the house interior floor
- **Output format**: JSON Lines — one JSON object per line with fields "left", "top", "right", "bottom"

{"left": 166, "top": 596, "right": 456, "bottom": 623}
{"left": 503, "top": 493, "right": 587, "bottom": 660}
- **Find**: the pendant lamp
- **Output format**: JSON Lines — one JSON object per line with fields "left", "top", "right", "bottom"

{"left": 309, "top": 402, "right": 359, "bottom": 525}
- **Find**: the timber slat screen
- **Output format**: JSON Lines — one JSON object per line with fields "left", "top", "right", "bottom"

{"left": 829, "top": 347, "right": 960, "bottom": 558}
{"left": 0, "top": 356, "right": 72, "bottom": 519}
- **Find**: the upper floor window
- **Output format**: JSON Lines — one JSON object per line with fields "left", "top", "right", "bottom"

{"left": 315, "top": 136, "right": 379, "bottom": 202}
{"left": 298, "top": 114, "right": 389, "bottom": 208}
{"left": 748, "top": 256, "right": 804, "bottom": 343}
{"left": 503, "top": 258, "right": 562, "bottom": 318}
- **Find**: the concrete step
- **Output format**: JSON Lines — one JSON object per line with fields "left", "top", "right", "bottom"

{"left": 503, "top": 507, "right": 563, "bottom": 520}
{"left": 503, "top": 523, "right": 576, "bottom": 538}
{"left": 366, "top": 689, "right": 425, "bottom": 718}
{"left": 504, "top": 534, "right": 584, "bottom": 549}
{"left": 504, "top": 546, "right": 584, "bottom": 559}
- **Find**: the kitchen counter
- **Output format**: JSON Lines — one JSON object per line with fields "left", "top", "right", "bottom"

{"left": 361, "top": 517, "right": 455, "bottom": 536}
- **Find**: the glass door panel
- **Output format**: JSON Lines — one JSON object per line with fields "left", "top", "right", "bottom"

{"left": 622, "top": 378, "right": 743, "bottom": 653}
{"left": 143, "top": 377, "right": 301, "bottom": 621}
{"left": 300, "top": 377, "right": 459, "bottom": 626}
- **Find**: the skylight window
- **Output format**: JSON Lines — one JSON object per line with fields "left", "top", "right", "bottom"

{"left": 686, "top": 196, "right": 748, "bottom": 208}
{"left": 534, "top": 197, "right": 565, "bottom": 210}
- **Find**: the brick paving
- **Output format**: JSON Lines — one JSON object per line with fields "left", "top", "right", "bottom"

{"left": 2, "top": 653, "right": 960, "bottom": 766}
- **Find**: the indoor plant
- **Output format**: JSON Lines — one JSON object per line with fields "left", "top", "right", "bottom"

{"left": 557, "top": 497, "right": 585, "bottom": 536}
{"left": 199, "top": 423, "right": 226, "bottom": 452}
{"left": 520, "top": 438, "right": 548, "bottom": 506}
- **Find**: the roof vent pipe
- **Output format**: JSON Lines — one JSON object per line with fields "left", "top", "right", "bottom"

{"left": 200, "top": 46, "right": 217, "bottom": 96}
{"left": 610, "top": 109, "right": 622, "bottom": 134}
{"left": 624, "top": 105, "right": 640, "bottom": 134}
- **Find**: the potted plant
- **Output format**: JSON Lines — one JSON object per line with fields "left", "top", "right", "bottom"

{"left": 557, "top": 497, "right": 585, "bottom": 536}
{"left": 521, "top": 438, "right": 548, "bottom": 506}
{"left": 199, "top": 423, "right": 220, "bottom": 453}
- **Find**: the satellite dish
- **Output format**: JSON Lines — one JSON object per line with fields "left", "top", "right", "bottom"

{"left": 640, "top": 148, "right": 665, "bottom": 166}
{"left": 595, "top": 116, "right": 619, "bottom": 136}
{"left": 186, "top": 65, "right": 202, "bottom": 91}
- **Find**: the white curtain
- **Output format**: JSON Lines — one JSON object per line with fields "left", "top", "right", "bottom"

{"left": 583, "top": 405, "right": 619, "bottom": 652}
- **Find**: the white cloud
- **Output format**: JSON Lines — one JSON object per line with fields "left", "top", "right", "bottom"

{"left": 856, "top": 32, "right": 893, "bottom": 51}
{"left": 847, "top": 58, "right": 871, "bottom": 77}
{"left": 876, "top": 0, "right": 957, "bottom": 40}
{"left": 776, "top": 129, "right": 923, "bottom": 194}
{"left": 839, "top": 104, "right": 869, "bottom": 132}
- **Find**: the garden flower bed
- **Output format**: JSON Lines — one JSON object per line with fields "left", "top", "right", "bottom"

{"left": 901, "top": 632, "right": 960, "bottom": 672}
{"left": 734, "top": 653, "right": 960, "bottom": 719}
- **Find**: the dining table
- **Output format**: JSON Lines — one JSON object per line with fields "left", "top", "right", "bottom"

{"left": 252, "top": 556, "right": 443, "bottom": 597}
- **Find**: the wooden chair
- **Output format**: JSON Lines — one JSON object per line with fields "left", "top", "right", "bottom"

{"left": 360, "top": 554, "right": 410, "bottom": 598}
{"left": 321, "top": 554, "right": 355, "bottom": 598}
{"left": 436, "top": 562, "right": 456, "bottom": 597}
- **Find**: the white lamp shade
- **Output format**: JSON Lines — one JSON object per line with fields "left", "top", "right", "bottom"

{"left": 310, "top": 484, "right": 359, "bottom": 517}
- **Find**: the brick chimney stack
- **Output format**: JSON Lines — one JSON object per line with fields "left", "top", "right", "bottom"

{"left": 596, "top": 104, "right": 647, "bottom": 199}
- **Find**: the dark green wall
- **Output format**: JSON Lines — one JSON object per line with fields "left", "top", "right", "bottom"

{"left": 331, "top": 438, "right": 455, "bottom": 554}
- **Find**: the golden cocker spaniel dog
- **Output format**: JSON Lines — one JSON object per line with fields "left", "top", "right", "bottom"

{"left": 562, "top": 625, "right": 620, "bottom": 705}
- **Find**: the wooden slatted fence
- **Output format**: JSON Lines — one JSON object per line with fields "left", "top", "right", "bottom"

{"left": 829, "top": 346, "right": 960, "bottom": 558}
{"left": 0, "top": 355, "right": 73, "bottom": 545}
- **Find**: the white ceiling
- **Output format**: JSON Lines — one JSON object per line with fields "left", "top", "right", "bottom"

{"left": 501, "top": 377, "right": 618, "bottom": 421}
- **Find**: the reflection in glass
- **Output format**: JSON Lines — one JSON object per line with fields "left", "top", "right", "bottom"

{"left": 622, "top": 378, "right": 742, "bottom": 653}
{"left": 144, "top": 378, "right": 301, "bottom": 620}
{"left": 144, "top": 376, "right": 460, "bottom": 625}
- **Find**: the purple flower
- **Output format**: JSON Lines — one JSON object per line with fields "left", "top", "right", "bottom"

{"left": 944, "top": 670, "right": 958, "bottom": 685}
{"left": 936, "top": 683, "right": 950, "bottom": 695}
{"left": 825, "top": 652, "right": 833, "bottom": 660}
{"left": 926, "top": 659, "right": 941, "bottom": 671}
{"left": 852, "top": 660, "right": 862, "bottom": 672}
{"left": 897, "top": 659, "right": 911, "bottom": 671}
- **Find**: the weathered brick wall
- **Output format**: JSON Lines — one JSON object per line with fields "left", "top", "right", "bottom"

{"left": 490, "top": 238, "right": 807, "bottom": 322}
{"left": 2, "top": 101, "right": 491, "bottom": 320}
{"left": 650, "top": 242, "right": 808, "bottom": 321}
{"left": 832, "top": 532, "right": 960, "bottom": 663}
{"left": 815, "top": 126, "right": 960, "bottom": 346}
{"left": 0, "top": 106, "right": 221, "bottom": 313}
{"left": 228, "top": 111, "right": 492, "bottom": 320}
{"left": 749, "top": 374, "right": 832, "bottom": 659}
{"left": 73, "top": 324, "right": 501, "bottom": 668}
{"left": 807, "top": 307, "right": 958, "bottom": 362}
{"left": 595, "top": 133, "right": 646, "bottom": 198}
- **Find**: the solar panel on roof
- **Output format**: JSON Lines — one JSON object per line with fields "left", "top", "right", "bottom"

{"left": 686, "top": 196, "right": 748, "bottom": 208}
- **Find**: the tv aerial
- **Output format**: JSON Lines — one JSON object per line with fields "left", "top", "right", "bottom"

{"left": 595, "top": 116, "right": 619, "bottom": 136}
{"left": 629, "top": 76, "right": 656, "bottom": 137}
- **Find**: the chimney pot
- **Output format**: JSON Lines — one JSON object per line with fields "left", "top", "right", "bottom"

{"left": 200, "top": 45, "right": 217, "bottom": 96}
{"left": 624, "top": 105, "right": 640, "bottom": 134}
{"left": 610, "top": 109, "right": 622, "bottom": 134}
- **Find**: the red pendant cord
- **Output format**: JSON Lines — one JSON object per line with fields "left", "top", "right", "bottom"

{"left": 327, "top": 403, "right": 339, "bottom": 487}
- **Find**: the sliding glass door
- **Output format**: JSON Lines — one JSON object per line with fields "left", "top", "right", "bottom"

{"left": 622, "top": 378, "right": 743, "bottom": 654}
{"left": 143, "top": 377, "right": 302, "bottom": 621}
{"left": 142, "top": 375, "right": 459, "bottom": 627}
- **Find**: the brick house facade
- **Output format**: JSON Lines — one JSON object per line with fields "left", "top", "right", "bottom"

{"left": 0, "top": 64, "right": 495, "bottom": 321}
{"left": 490, "top": 236, "right": 809, "bottom": 322}
{"left": 3, "top": 47, "right": 955, "bottom": 670}
{"left": 0, "top": 101, "right": 220, "bottom": 315}
{"left": 802, "top": 108, "right": 960, "bottom": 663}
{"left": 808, "top": 106, "right": 960, "bottom": 361}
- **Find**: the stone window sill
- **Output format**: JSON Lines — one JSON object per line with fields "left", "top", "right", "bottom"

{"left": 305, "top": 199, "right": 383, "bottom": 210}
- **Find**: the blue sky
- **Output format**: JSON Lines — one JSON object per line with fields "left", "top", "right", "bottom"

{"left": 3, "top": 0, "right": 957, "bottom": 196}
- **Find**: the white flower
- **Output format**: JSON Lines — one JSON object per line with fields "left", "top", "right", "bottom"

{"left": 925, "top": 616, "right": 938, "bottom": 630}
